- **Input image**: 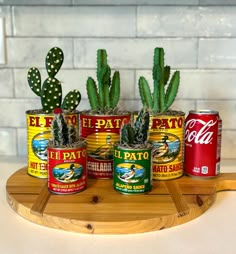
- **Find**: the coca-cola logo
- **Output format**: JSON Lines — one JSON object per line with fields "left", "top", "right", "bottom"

{"left": 185, "top": 119, "right": 217, "bottom": 144}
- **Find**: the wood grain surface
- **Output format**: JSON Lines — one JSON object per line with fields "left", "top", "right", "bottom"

{"left": 6, "top": 166, "right": 236, "bottom": 234}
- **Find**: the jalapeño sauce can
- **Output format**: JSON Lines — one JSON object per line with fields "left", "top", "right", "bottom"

{"left": 113, "top": 143, "right": 153, "bottom": 194}
{"left": 184, "top": 110, "right": 222, "bottom": 178}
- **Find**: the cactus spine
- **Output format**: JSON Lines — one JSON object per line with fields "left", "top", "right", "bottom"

{"left": 86, "top": 49, "right": 120, "bottom": 113}
{"left": 139, "top": 47, "right": 180, "bottom": 113}
{"left": 51, "top": 108, "right": 77, "bottom": 147}
{"left": 27, "top": 47, "right": 81, "bottom": 113}
{"left": 120, "top": 109, "right": 149, "bottom": 147}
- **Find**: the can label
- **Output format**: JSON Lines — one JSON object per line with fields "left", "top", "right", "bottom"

{"left": 113, "top": 145, "right": 152, "bottom": 194}
{"left": 47, "top": 145, "right": 87, "bottom": 194}
{"left": 149, "top": 112, "right": 185, "bottom": 180}
{"left": 184, "top": 110, "right": 222, "bottom": 177}
{"left": 80, "top": 113, "right": 130, "bottom": 179}
{"left": 26, "top": 110, "right": 79, "bottom": 178}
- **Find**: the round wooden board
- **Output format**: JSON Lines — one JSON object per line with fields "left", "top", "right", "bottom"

{"left": 6, "top": 167, "right": 236, "bottom": 234}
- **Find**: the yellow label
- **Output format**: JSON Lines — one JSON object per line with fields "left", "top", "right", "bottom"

{"left": 26, "top": 112, "right": 78, "bottom": 178}
{"left": 149, "top": 114, "right": 185, "bottom": 180}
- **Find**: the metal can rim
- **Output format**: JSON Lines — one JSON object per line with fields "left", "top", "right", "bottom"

{"left": 189, "top": 109, "right": 219, "bottom": 115}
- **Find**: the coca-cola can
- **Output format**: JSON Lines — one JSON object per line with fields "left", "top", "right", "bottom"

{"left": 184, "top": 110, "right": 222, "bottom": 178}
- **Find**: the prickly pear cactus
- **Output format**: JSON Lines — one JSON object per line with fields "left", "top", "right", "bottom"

{"left": 139, "top": 47, "right": 180, "bottom": 113}
{"left": 86, "top": 49, "right": 120, "bottom": 113}
{"left": 120, "top": 109, "right": 149, "bottom": 147}
{"left": 27, "top": 47, "right": 81, "bottom": 113}
{"left": 51, "top": 108, "right": 77, "bottom": 147}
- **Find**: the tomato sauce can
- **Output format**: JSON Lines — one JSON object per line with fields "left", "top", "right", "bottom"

{"left": 26, "top": 110, "right": 79, "bottom": 178}
{"left": 149, "top": 112, "right": 185, "bottom": 180}
{"left": 113, "top": 144, "right": 152, "bottom": 194}
{"left": 184, "top": 110, "right": 222, "bottom": 178}
{"left": 47, "top": 140, "right": 87, "bottom": 194}
{"left": 80, "top": 112, "right": 130, "bottom": 179}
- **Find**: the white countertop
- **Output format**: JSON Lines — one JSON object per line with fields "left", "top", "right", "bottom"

{"left": 1, "top": 156, "right": 236, "bottom": 254}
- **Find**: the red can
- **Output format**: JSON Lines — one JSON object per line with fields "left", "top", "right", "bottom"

{"left": 184, "top": 110, "right": 222, "bottom": 177}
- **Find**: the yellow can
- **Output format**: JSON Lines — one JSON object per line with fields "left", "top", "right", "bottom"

{"left": 26, "top": 110, "right": 79, "bottom": 178}
{"left": 149, "top": 111, "right": 185, "bottom": 180}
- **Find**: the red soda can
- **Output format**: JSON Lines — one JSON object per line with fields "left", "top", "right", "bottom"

{"left": 184, "top": 110, "right": 222, "bottom": 177}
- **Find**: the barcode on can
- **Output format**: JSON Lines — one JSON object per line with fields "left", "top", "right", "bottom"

{"left": 201, "top": 166, "right": 208, "bottom": 174}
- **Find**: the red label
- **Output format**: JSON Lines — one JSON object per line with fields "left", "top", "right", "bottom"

{"left": 47, "top": 147, "right": 87, "bottom": 194}
{"left": 184, "top": 111, "right": 222, "bottom": 177}
{"left": 80, "top": 113, "right": 130, "bottom": 179}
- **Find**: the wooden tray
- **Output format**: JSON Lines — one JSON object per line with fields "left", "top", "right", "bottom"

{"left": 6, "top": 166, "right": 236, "bottom": 234}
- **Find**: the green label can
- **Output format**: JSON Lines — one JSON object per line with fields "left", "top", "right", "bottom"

{"left": 113, "top": 144, "right": 152, "bottom": 194}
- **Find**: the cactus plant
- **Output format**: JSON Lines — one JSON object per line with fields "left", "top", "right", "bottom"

{"left": 138, "top": 47, "right": 180, "bottom": 113}
{"left": 27, "top": 47, "right": 81, "bottom": 113}
{"left": 120, "top": 109, "right": 149, "bottom": 147}
{"left": 50, "top": 108, "right": 78, "bottom": 147}
{"left": 86, "top": 49, "right": 120, "bottom": 113}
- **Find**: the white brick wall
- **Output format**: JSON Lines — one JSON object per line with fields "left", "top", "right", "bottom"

{"left": 0, "top": 0, "right": 235, "bottom": 159}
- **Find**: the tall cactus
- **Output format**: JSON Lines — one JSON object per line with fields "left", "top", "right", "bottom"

{"left": 51, "top": 108, "right": 77, "bottom": 147}
{"left": 120, "top": 109, "right": 149, "bottom": 146}
{"left": 27, "top": 47, "right": 81, "bottom": 113}
{"left": 86, "top": 49, "right": 120, "bottom": 113}
{"left": 139, "top": 47, "right": 180, "bottom": 113}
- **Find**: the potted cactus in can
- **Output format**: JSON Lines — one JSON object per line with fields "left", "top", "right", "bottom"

{"left": 138, "top": 47, "right": 185, "bottom": 180}
{"left": 26, "top": 47, "right": 81, "bottom": 178}
{"left": 80, "top": 49, "right": 130, "bottom": 179}
{"left": 113, "top": 109, "right": 152, "bottom": 194}
{"left": 47, "top": 108, "right": 87, "bottom": 194}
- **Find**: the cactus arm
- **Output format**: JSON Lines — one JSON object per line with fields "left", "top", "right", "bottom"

{"left": 102, "top": 65, "right": 111, "bottom": 109}
{"left": 134, "top": 109, "right": 149, "bottom": 144}
{"left": 51, "top": 109, "right": 69, "bottom": 146}
{"left": 62, "top": 90, "right": 81, "bottom": 111}
{"left": 68, "top": 125, "right": 77, "bottom": 145}
{"left": 163, "top": 71, "right": 180, "bottom": 112}
{"left": 164, "top": 66, "right": 170, "bottom": 85}
{"left": 41, "top": 77, "right": 62, "bottom": 113}
{"left": 46, "top": 47, "right": 64, "bottom": 78}
{"left": 109, "top": 71, "right": 120, "bottom": 109}
{"left": 154, "top": 47, "right": 164, "bottom": 70}
{"left": 138, "top": 77, "right": 153, "bottom": 110}
{"left": 86, "top": 77, "right": 100, "bottom": 110}
{"left": 120, "top": 123, "right": 135, "bottom": 145}
{"left": 97, "top": 49, "right": 108, "bottom": 109}
{"left": 27, "top": 67, "right": 42, "bottom": 97}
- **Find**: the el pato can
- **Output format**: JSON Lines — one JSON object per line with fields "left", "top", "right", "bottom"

{"left": 26, "top": 110, "right": 79, "bottom": 178}
{"left": 113, "top": 143, "right": 153, "bottom": 194}
{"left": 47, "top": 141, "right": 87, "bottom": 194}
{"left": 149, "top": 112, "right": 185, "bottom": 180}
{"left": 80, "top": 112, "right": 130, "bottom": 179}
{"left": 184, "top": 110, "right": 222, "bottom": 178}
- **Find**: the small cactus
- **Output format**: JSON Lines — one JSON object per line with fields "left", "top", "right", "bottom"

{"left": 86, "top": 49, "right": 120, "bottom": 113}
{"left": 27, "top": 47, "right": 81, "bottom": 113}
{"left": 138, "top": 47, "right": 180, "bottom": 113}
{"left": 120, "top": 109, "right": 149, "bottom": 147}
{"left": 50, "top": 108, "right": 77, "bottom": 147}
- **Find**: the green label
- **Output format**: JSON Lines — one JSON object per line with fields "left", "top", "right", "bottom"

{"left": 113, "top": 146, "right": 152, "bottom": 194}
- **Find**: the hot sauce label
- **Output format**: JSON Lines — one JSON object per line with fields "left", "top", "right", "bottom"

{"left": 80, "top": 113, "right": 130, "bottom": 179}
{"left": 26, "top": 111, "right": 79, "bottom": 178}
{"left": 47, "top": 147, "right": 87, "bottom": 194}
{"left": 148, "top": 113, "right": 185, "bottom": 180}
